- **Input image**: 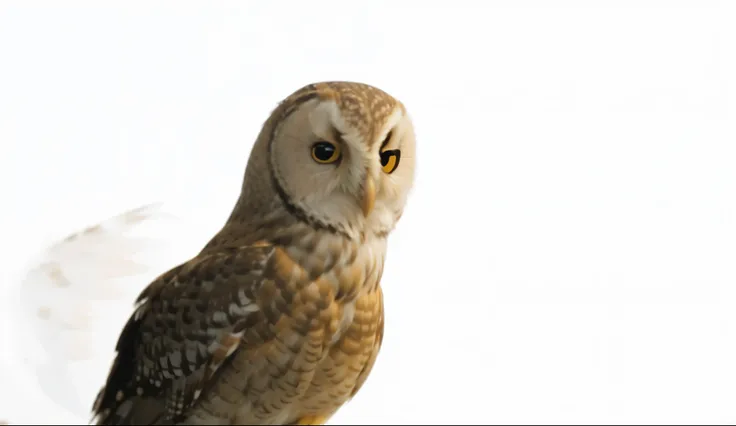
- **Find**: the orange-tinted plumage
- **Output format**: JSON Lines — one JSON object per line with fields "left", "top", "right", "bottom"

{"left": 92, "top": 81, "right": 415, "bottom": 425}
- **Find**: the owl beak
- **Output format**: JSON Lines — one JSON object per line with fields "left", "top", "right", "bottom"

{"left": 361, "top": 176, "right": 376, "bottom": 217}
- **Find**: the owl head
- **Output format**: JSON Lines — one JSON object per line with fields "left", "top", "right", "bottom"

{"left": 232, "top": 81, "right": 416, "bottom": 241}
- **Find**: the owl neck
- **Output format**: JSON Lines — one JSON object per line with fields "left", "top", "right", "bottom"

{"left": 201, "top": 202, "right": 387, "bottom": 256}
{"left": 198, "top": 215, "right": 387, "bottom": 301}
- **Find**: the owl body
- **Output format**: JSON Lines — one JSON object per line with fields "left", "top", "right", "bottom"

{"left": 185, "top": 228, "right": 386, "bottom": 425}
{"left": 92, "top": 82, "right": 415, "bottom": 425}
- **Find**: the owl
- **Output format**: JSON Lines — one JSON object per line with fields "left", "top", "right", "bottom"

{"left": 91, "top": 81, "right": 417, "bottom": 425}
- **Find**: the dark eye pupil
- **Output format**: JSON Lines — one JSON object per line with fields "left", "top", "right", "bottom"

{"left": 314, "top": 142, "right": 335, "bottom": 161}
{"left": 380, "top": 151, "right": 390, "bottom": 167}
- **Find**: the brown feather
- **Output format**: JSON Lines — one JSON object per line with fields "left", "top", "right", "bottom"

{"left": 92, "top": 80, "right": 414, "bottom": 425}
{"left": 92, "top": 245, "right": 272, "bottom": 425}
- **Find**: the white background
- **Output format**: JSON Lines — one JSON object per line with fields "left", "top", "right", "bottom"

{"left": 1, "top": 1, "right": 735, "bottom": 424}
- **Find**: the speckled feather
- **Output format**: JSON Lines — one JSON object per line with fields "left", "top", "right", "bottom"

{"left": 93, "top": 230, "right": 385, "bottom": 425}
{"left": 92, "top": 81, "right": 412, "bottom": 425}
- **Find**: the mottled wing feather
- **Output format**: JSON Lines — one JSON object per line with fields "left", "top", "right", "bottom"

{"left": 92, "top": 244, "right": 274, "bottom": 425}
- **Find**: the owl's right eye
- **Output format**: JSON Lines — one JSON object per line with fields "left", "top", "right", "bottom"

{"left": 311, "top": 141, "right": 342, "bottom": 164}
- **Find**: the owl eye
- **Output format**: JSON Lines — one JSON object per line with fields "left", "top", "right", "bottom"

{"left": 380, "top": 149, "right": 401, "bottom": 174}
{"left": 311, "top": 141, "right": 341, "bottom": 164}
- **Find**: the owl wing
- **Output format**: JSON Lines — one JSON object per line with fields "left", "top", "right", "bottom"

{"left": 91, "top": 243, "right": 275, "bottom": 425}
{"left": 0, "top": 203, "right": 207, "bottom": 424}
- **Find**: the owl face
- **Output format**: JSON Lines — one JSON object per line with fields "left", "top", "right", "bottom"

{"left": 267, "top": 82, "right": 416, "bottom": 239}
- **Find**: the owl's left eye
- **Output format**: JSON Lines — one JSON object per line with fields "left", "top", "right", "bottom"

{"left": 311, "top": 141, "right": 341, "bottom": 164}
{"left": 380, "top": 149, "right": 401, "bottom": 174}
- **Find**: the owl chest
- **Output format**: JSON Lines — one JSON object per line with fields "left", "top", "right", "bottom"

{"left": 217, "top": 283, "right": 384, "bottom": 424}
{"left": 295, "top": 284, "right": 385, "bottom": 416}
{"left": 190, "top": 239, "right": 385, "bottom": 422}
{"left": 255, "top": 240, "right": 386, "bottom": 417}
{"left": 274, "top": 235, "right": 386, "bottom": 342}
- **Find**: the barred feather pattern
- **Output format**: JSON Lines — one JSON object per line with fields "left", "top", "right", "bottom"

{"left": 92, "top": 222, "right": 386, "bottom": 425}
{"left": 91, "top": 80, "right": 413, "bottom": 425}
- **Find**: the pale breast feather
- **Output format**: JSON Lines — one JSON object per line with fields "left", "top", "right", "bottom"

{"left": 92, "top": 244, "right": 274, "bottom": 425}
